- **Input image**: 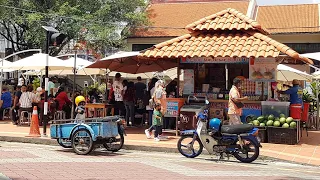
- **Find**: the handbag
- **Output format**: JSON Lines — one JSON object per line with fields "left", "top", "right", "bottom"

{"left": 231, "top": 86, "right": 244, "bottom": 109}
{"left": 232, "top": 99, "right": 244, "bottom": 108}
{"left": 149, "top": 97, "right": 155, "bottom": 109}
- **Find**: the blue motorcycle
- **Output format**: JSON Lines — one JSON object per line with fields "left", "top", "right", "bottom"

{"left": 177, "top": 110, "right": 261, "bottom": 163}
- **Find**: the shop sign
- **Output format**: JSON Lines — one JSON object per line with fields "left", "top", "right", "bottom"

{"left": 249, "top": 58, "right": 277, "bottom": 82}
{"left": 183, "top": 69, "right": 194, "bottom": 95}
{"left": 180, "top": 57, "right": 248, "bottom": 64}
{"left": 165, "top": 101, "right": 179, "bottom": 117}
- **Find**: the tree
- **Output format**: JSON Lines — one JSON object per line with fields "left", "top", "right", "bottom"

{"left": 0, "top": 0, "right": 148, "bottom": 57}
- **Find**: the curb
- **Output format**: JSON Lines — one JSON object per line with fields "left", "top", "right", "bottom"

{"left": 0, "top": 135, "right": 179, "bottom": 153}
{"left": 0, "top": 135, "right": 317, "bottom": 167}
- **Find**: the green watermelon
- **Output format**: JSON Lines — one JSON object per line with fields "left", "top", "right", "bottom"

{"left": 266, "top": 120, "right": 274, "bottom": 126}
{"left": 268, "top": 114, "right": 275, "bottom": 121}
{"left": 275, "top": 117, "right": 280, "bottom": 121}
{"left": 279, "top": 117, "right": 286, "bottom": 124}
{"left": 257, "top": 116, "right": 264, "bottom": 122}
{"left": 290, "top": 122, "right": 297, "bottom": 128}
{"left": 279, "top": 114, "right": 286, "bottom": 118}
{"left": 260, "top": 123, "right": 266, "bottom": 127}
{"left": 253, "top": 120, "right": 260, "bottom": 126}
{"left": 286, "top": 117, "right": 294, "bottom": 124}
{"left": 273, "top": 121, "right": 281, "bottom": 127}
{"left": 282, "top": 123, "right": 290, "bottom": 128}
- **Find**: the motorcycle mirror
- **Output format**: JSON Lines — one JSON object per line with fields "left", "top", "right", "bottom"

{"left": 205, "top": 100, "right": 210, "bottom": 105}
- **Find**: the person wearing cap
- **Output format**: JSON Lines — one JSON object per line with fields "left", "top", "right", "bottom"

{"left": 112, "top": 73, "right": 125, "bottom": 116}
{"left": 277, "top": 79, "right": 303, "bottom": 105}
{"left": 0, "top": 86, "right": 12, "bottom": 120}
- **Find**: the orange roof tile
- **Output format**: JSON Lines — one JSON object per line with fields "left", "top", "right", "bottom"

{"left": 185, "top": 8, "right": 268, "bottom": 34}
{"left": 257, "top": 4, "right": 319, "bottom": 34}
{"left": 140, "top": 8, "right": 313, "bottom": 64}
{"left": 131, "top": 1, "right": 249, "bottom": 37}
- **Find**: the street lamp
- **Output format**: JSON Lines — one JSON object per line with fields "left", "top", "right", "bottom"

{"left": 41, "top": 26, "right": 66, "bottom": 136}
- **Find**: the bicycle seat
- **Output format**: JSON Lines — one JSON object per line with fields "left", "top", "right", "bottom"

{"left": 221, "top": 124, "right": 254, "bottom": 134}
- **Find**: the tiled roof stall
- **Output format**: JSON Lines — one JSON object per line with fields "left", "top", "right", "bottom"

{"left": 140, "top": 8, "right": 313, "bottom": 64}
{"left": 131, "top": 1, "right": 249, "bottom": 37}
{"left": 257, "top": 4, "right": 319, "bottom": 34}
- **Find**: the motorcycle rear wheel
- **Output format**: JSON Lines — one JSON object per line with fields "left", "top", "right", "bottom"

{"left": 233, "top": 137, "right": 259, "bottom": 163}
{"left": 177, "top": 136, "right": 203, "bottom": 158}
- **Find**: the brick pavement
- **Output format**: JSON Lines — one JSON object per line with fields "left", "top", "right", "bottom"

{"left": 0, "top": 142, "right": 320, "bottom": 180}
{"left": 0, "top": 120, "right": 320, "bottom": 166}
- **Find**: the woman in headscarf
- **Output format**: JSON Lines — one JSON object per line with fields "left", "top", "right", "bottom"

{"left": 145, "top": 80, "right": 166, "bottom": 139}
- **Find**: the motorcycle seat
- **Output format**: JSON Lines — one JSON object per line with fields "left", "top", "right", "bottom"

{"left": 220, "top": 124, "right": 254, "bottom": 134}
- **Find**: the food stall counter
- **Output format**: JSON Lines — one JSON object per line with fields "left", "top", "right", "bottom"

{"left": 210, "top": 99, "right": 261, "bottom": 104}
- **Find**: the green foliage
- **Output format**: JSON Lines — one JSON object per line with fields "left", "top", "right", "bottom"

{"left": 0, "top": 0, "right": 148, "bottom": 57}
{"left": 303, "top": 90, "right": 313, "bottom": 103}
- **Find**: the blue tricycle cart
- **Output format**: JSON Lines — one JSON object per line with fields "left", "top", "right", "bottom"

{"left": 50, "top": 116, "right": 126, "bottom": 155}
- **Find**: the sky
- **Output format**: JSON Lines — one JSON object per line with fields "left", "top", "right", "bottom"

{"left": 257, "top": 0, "right": 320, "bottom": 6}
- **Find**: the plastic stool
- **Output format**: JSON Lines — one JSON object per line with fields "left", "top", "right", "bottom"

{"left": 20, "top": 111, "right": 32, "bottom": 125}
{"left": 54, "top": 111, "right": 66, "bottom": 120}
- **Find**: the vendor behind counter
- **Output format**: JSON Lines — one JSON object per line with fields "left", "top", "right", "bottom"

{"left": 277, "top": 79, "right": 303, "bottom": 105}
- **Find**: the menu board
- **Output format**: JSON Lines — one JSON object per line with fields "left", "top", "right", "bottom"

{"left": 165, "top": 101, "right": 179, "bottom": 117}
{"left": 249, "top": 58, "right": 277, "bottom": 82}
{"left": 183, "top": 69, "right": 194, "bottom": 95}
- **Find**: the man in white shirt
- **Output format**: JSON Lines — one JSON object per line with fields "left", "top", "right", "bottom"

{"left": 112, "top": 73, "right": 125, "bottom": 116}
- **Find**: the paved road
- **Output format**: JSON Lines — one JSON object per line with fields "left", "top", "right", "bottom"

{"left": 0, "top": 142, "right": 319, "bottom": 180}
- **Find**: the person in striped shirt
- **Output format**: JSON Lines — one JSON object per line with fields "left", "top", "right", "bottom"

{"left": 18, "top": 85, "right": 39, "bottom": 120}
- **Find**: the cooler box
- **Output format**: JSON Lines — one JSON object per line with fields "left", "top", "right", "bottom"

{"left": 261, "top": 101, "right": 290, "bottom": 117}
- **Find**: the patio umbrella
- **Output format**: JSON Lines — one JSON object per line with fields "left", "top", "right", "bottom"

{"left": 87, "top": 51, "right": 178, "bottom": 74}
{"left": 4, "top": 53, "right": 71, "bottom": 71}
{"left": 277, "top": 64, "right": 311, "bottom": 81}
{"left": 0, "top": 60, "right": 14, "bottom": 72}
{"left": 108, "top": 71, "right": 154, "bottom": 79}
{"left": 63, "top": 57, "right": 93, "bottom": 68}
{"left": 49, "top": 68, "right": 105, "bottom": 76}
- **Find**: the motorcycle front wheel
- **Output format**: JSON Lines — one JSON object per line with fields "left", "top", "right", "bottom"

{"left": 233, "top": 136, "right": 259, "bottom": 163}
{"left": 177, "top": 135, "right": 203, "bottom": 158}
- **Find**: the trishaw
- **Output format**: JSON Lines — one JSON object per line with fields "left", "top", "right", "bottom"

{"left": 50, "top": 116, "right": 126, "bottom": 155}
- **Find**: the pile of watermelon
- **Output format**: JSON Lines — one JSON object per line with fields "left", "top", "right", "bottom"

{"left": 248, "top": 114, "right": 297, "bottom": 128}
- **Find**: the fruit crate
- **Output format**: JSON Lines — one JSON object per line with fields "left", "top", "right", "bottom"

{"left": 254, "top": 126, "right": 268, "bottom": 143}
{"left": 267, "top": 127, "right": 297, "bottom": 145}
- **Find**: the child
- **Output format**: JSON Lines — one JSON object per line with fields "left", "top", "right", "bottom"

{"left": 153, "top": 103, "right": 164, "bottom": 142}
{"left": 74, "top": 96, "right": 86, "bottom": 123}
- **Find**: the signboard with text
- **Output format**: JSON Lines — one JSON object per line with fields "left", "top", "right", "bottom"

{"left": 249, "top": 58, "right": 277, "bottom": 82}
{"left": 166, "top": 101, "right": 179, "bottom": 117}
{"left": 183, "top": 69, "right": 194, "bottom": 95}
{"left": 180, "top": 57, "right": 249, "bottom": 64}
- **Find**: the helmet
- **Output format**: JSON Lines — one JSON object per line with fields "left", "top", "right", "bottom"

{"left": 75, "top": 96, "right": 85, "bottom": 106}
{"left": 197, "top": 112, "right": 207, "bottom": 120}
{"left": 209, "top": 118, "right": 221, "bottom": 130}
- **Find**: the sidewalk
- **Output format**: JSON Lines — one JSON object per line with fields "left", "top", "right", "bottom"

{"left": 0, "top": 120, "right": 319, "bottom": 166}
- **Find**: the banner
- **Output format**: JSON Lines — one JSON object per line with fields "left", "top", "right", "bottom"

{"left": 249, "top": 58, "right": 277, "bottom": 82}
{"left": 183, "top": 69, "right": 194, "bottom": 95}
